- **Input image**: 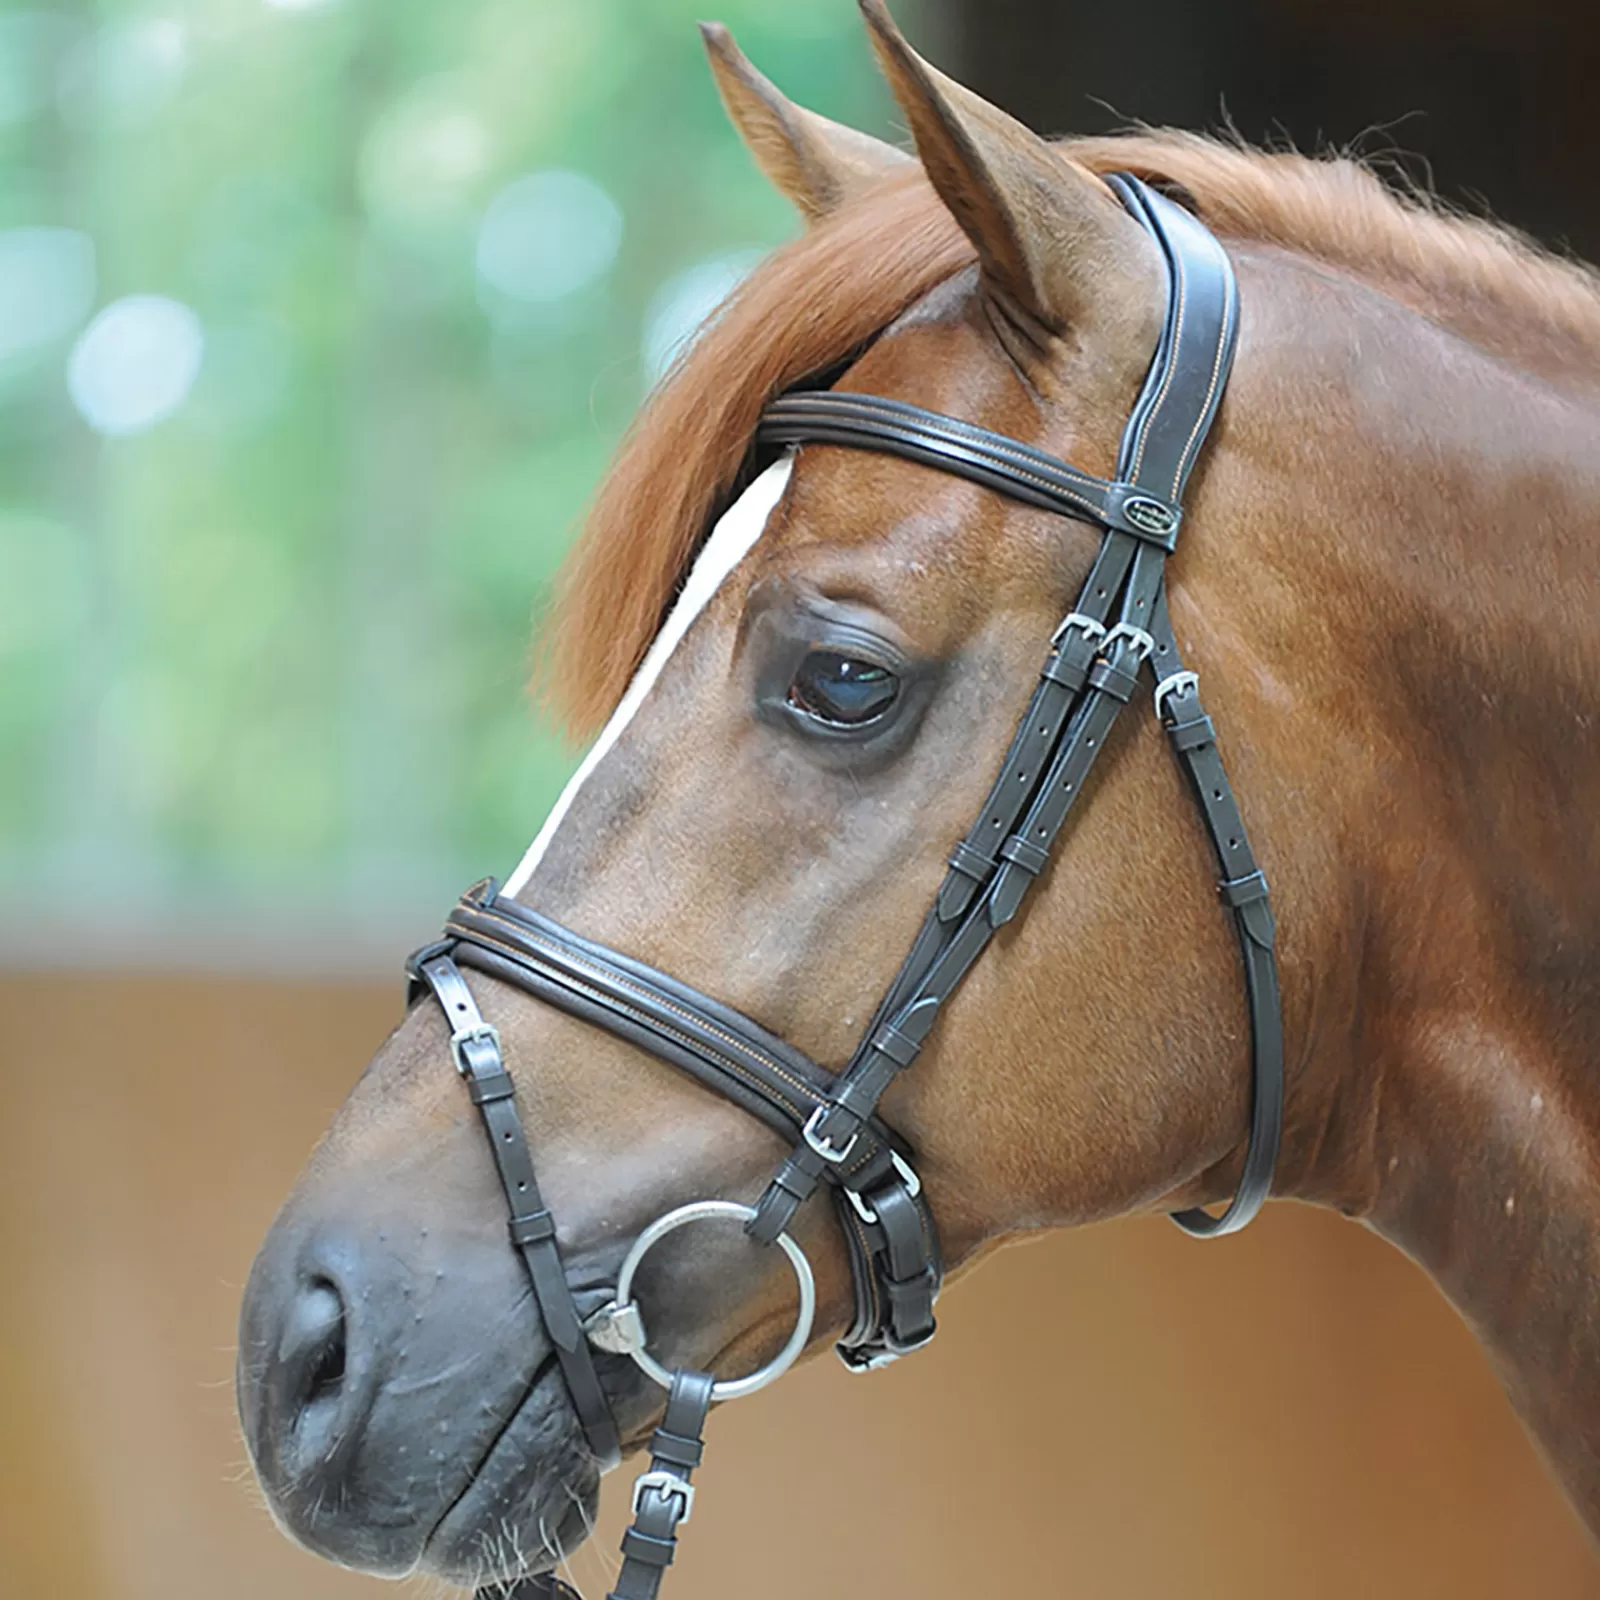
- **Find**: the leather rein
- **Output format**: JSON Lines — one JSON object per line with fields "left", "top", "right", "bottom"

{"left": 405, "top": 175, "right": 1283, "bottom": 1600}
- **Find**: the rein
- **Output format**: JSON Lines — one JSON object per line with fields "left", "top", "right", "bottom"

{"left": 406, "top": 174, "right": 1282, "bottom": 1600}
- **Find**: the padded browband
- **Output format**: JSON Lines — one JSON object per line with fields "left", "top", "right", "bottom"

{"left": 760, "top": 391, "right": 1185, "bottom": 548}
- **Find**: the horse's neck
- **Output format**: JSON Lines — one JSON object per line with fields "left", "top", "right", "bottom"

{"left": 1254, "top": 255, "right": 1600, "bottom": 1523}
{"left": 1371, "top": 1013, "right": 1600, "bottom": 1518}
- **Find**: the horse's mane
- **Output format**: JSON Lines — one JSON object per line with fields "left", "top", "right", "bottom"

{"left": 544, "top": 130, "right": 1600, "bottom": 738}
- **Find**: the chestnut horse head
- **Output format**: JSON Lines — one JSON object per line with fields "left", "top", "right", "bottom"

{"left": 239, "top": 2, "right": 1600, "bottom": 1588}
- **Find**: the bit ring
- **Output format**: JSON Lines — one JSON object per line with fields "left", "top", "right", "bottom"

{"left": 598, "top": 1200, "right": 816, "bottom": 1402}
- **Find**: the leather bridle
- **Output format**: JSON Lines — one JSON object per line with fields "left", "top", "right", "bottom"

{"left": 405, "top": 175, "right": 1282, "bottom": 1600}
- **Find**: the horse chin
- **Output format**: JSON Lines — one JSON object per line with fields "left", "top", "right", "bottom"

{"left": 418, "top": 1354, "right": 602, "bottom": 1586}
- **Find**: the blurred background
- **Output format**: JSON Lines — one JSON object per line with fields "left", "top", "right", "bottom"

{"left": 2, "top": 0, "right": 1598, "bottom": 1596}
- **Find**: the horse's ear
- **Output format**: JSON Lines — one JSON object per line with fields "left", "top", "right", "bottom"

{"left": 859, "top": 0, "right": 1160, "bottom": 341}
{"left": 701, "top": 21, "right": 912, "bottom": 224}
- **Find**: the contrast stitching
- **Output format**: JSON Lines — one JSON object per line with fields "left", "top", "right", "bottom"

{"left": 458, "top": 916, "right": 890, "bottom": 1186}
{"left": 1170, "top": 267, "right": 1235, "bottom": 499}
{"left": 454, "top": 924, "right": 819, "bottom": 1116}
{"left": 1129, "top": 241, "right": 1189, "bottom": 484}
{"left": 464, "top": 911, "right": 819, "bottom": 1102}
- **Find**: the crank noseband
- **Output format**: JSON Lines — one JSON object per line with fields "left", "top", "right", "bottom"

{"left": 406, "top": 175, "right": 1282, "bottom": 1600}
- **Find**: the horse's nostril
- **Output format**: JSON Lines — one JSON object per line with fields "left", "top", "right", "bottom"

{"left": 281, "top": 1276, "right": 352, "bottom": 1463}
{"left": 302, "top": 1280, "right": 347, "bottom": 1401}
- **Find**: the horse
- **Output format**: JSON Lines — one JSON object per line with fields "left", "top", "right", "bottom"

{"left": 237, "top": 2, "right": 1600, "bottom": 1591}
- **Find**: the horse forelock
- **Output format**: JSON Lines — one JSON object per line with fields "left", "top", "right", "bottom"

{"left": 543, "top": 130, "right": 1600, "bottom": 742}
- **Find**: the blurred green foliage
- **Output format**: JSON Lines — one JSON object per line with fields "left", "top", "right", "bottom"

{"left": 0, "top": 0, "right": 923, "bottom": 920}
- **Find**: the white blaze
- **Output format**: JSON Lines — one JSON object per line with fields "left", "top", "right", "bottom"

{"left": 504, "top": 457, "right": 793, "bottom": 895}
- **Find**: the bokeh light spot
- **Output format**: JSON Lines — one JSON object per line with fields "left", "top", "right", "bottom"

{"left": 68, "top": 295, "right": 204, "bottom": 437}
{"left": 475, "top": 171, "right": 622, "bottom": 307}
{"left": 642, "top": 250, "right": 764, "bottom": 386}
{"left": 0, "top": 228, "right": 96, "bottom": 366}
{"left": 56, "top": 18, "right": 186, "bottom": 132}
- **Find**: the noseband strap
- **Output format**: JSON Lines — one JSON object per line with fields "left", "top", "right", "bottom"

{"left": 407, "top": 953, "right": 622, "bottom": 1470}
{"left": 405, "top": 174, "right": 1284, "bottom": 1599}
{"left": 432, "top": 886, "right": 941, "bottom": 1362}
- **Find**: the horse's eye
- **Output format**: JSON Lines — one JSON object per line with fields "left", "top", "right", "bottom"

{"left": 788, "top": 650, "right": 899, "bottom": 727}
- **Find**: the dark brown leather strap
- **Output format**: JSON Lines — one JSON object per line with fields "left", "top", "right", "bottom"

{"left": 1149, "top": 596, "right": 1284, "bottom": 1235}
{"left": 606, "top": 1371, "right": 715, "bottom": 1600}
{"left": 760, "top": 391, "right": 1182, "bottom": 548}
{"left": 410, "top": 954, "right": 621, "bottom": 1469}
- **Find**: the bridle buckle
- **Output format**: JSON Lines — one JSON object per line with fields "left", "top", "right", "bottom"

{"left": 1101, "top": 621, "right": 1155, "bottom": 663}
{"left": 1153, "top": 669, "right": 1200, "bottom": 719}
{"left": 803, "top": 1104, "right": 859, "bottom": 1165}
{"left": 449, "top": 1021, "right": 501, "bottom": 1076}
{"left": 632, "top": 1468, "right": 695, "bottom": 1525}
{"left": 1052, "top": 611, "right": 1106, "bottom": 646}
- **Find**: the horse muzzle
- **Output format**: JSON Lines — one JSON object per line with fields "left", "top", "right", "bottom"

{"left": 236, "top": 1188, "right": 603, "bottom": 1582}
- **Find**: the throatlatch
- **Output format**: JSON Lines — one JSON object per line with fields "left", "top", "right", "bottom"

{"left": 406, "top": 174, "right": 1282, "bottom": 1600}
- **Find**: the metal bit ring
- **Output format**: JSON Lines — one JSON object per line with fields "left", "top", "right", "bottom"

{"left": 591, "top": 1200, "right": 816, "bottom": 1402}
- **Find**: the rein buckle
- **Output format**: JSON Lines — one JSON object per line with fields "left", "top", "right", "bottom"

{"left": 632, "top": 1468, "right": 695, "bottom": 1525}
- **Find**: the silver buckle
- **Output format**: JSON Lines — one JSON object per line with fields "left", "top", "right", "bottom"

{"left": 803, "top": 1104, "right": 859, "bottom": 1165}
{"left": 449, "top": 1021, "right": 500, "bottom": 1076}
{"left": 632, "top": 1468, "right": 695, "bottom": 1524}
{"left": 1153, "top": 669, "right": 1200, "bottom": 718}
{"left": 1101, "top": 622, "right": 1155, "bottom": 663}
{"left": 845, "top": 1150, "right": 923, "bottom": 1225}
{"left": 1052, "top": 611, "right": 1106, "bottom": 646}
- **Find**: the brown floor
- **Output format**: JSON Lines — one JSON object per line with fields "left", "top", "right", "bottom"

{"left": 0, "top": 971, "right": 1594, "bottom": 1599}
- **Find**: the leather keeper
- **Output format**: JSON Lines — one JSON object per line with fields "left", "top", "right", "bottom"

{"left": 1166, "top": 710, "right": 1216, "bottom": 752}
{"left": 883, "top": 1262, "right": 939, "bottom": 1304}
{"left": 619, "top": 1528, "right": 677, "bottom": 1567}
{"left": 1220, "top": 869, "right": 1270, "bottom": 907}
{"left": 649, "top": 1431, "right": 705, "bottom": 1471}
{"left": 467, "top": 1068, "right": 515, "bottom": 1104}
{"left": 998, "top": 833, "right": 1049, "bottom": 876}
{"left": 870, "top": 1020, "right": 922, "bottom": 1068}
{"left": 1042, "top": 651, "right": 1089, "bottom": 692}
{"left": 946, "top": 839, "right": 992, "bottom": 882}
{"left": 508, "top": 1209, "right": 557, "bottom": 1246}
{"left": 1088, "top": 656, "right": 1139, "bottom": 702}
